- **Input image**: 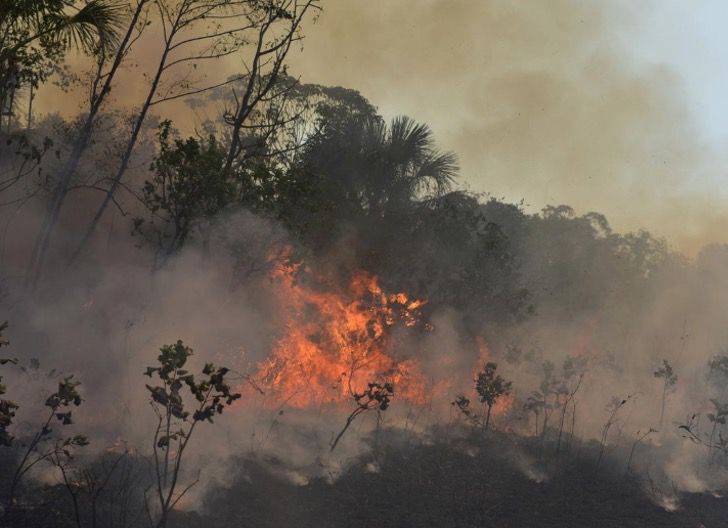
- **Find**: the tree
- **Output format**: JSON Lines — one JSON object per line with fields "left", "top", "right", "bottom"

{"left": 25, "top": 0, "right": 150, "bottom": 288}
{"left": 133, "top": 121, "right": 235, "bottom": 267}
{"left": 453, "top": 362, "right": 512, "bottom": 435}
{"left": 75, "top": 0, "right": 322, "bottom": 260}
{"left": 27, "top": 0, "right": 321, "bottom": 283}
{"left": 554, "top": 357, "right": 586, "bottom": 458}
{"left": 144, "top": 340, "right": 240, "bottom": 528}
{"left": 595, "top": 395, "right": 631, "bottom": 474}
{"left": 220, "top": 1, "right": 321, "bottom": 173}
{"left": 706, "top": 353, "right": 728, "bottom": 462}
{"left": 0, "top": 0, "right": 123, "bottom": 130}
{"left": 299, "top": 114, "right": 457, "bottom": 220}
{"left": 1, "top": 324, "right": 89, "bottom": 517}
{"left": 474, "top": 362, "right": 512, "bottom": 432}
{"left": 0, "top": 322, "right": 18, "bottom": 448}
{"left": 330, "top": 381, "right": 393, "bottom": 453}
{"left": 524, "top": 393, "right": 545, "bottom": 437}
{"left": 6, "top": 375, "right": 89, "bottom": 509}
{"left": 533, "top": 360, "right": 558, "bottom": 453}
{"left": 50, "top": 443, "right": 132, "bottom": 528}
{"left": 375, "top": 192, "right": 530, "bottom": 327}
{"left": 625, "top": 428, "right": 656, "bottom": 475}
{"left": 654, "top": 359, "right": 677, "bottom": 428}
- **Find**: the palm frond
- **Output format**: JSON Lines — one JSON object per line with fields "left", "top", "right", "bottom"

{"left": 389, "top": 116, "right": 433, "bottom": 165}
{"left": 45, "top": 0, "right": 125, "bottom": 53}
{"left": 1, "top": 0, "right": 64, "bottom": 26}
{"left": 418, "top": 151, "right": 459, "bottom": 184}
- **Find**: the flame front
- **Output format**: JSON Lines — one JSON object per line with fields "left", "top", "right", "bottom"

{"left": 254, "top": 260, "right": 430, "bottom": 408}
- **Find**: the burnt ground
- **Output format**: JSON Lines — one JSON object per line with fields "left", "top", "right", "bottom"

{"left": 173, "top": 431, "right": 728, "bottom": 528}
{"left": 3, "top": 429, "right": 728, "bottom": 527}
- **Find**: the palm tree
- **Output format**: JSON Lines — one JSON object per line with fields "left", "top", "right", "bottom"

{"left": 302, "top": 113, "right": 458, "bottom": 216}
{"left": 364, "top": 115, "right": 458, "bottom": 214}
{"left": 0, "top": 0, "right": 123, "bottom": 128}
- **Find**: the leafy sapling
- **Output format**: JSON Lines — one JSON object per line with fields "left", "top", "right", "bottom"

{"left": 706, "top": 399, "right": 728, "bottom": 462}
{"left": 452, "top": 395, "right": 479, "bottom": 428}
{"left": 7, "top": 376, "right": 88, "bottom": 507}
{"left": 331, "top": 381, "right": 394, "bottom": 452}
{"left": 453, "top": 362, "right": 512, "bottom": 434}
{"left": 144, "top": 340, "right": 241, "bottom": 528}
{"left": 475, "top": 362, "right": 512, "bottom": 432}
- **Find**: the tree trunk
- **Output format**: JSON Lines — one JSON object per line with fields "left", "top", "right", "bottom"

{"left": 484, "top": 404, "right": 492, "bottom": 433}
{"left": 24, "top": 1, "right": 148, "bottom": 287}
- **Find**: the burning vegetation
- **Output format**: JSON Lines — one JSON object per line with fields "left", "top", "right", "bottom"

{"left": 4, "top": 1, "right": 728, "bottom": 527}
{"left": 255, "top": 262, "right": 431, "bottom": 409}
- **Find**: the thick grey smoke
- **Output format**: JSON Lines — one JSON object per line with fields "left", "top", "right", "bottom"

{"left": 291, "top": 0, "right": 728, "bottom": 254}
{"left": 5, "top": 0, "right": 728, "bottom": 515}
{"left": 3, "top": 200, "right": 728, "bottom": 510}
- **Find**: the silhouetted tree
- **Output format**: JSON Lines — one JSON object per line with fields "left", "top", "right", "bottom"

{"left": 595, "top": 395, "right": 631, "bottom": 474}
{"left": 144, "top": 340, "right": 240, "bottom": 528}
{"left": 6, "top": 376, "right": 88, "bottom": 509}
{"left": 554, "top": 357, "right": 586, "bottom": 458}
{"left": 0, "top": 322, "right": 17, "bottom": 448}
{"left": 475, "top": 362, "right": 512, "bottom": 432}
{"left": 331, "top": 382, "right": 393, "bottom": 453}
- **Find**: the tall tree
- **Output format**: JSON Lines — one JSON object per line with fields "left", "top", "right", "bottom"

{"left": 300, "top": 114, "right": 457, "bottom": 218}
{"left": 25, "top": 0, "right": 150, "bottom": 289}
{"left": 75, "top": 0, "right": 321, "bottom": 260}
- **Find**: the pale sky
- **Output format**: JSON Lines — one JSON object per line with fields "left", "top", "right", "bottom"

{"left": 631, "top": 0, "right": 728, "bottom": 146}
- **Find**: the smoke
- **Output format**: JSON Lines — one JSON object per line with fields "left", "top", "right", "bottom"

{"left": 6, "top": 0, "right": 728, "bottom": 516}
{"left": 291, "top": 0, "right": 728, "bottom": 254}
{"left": 29, "top": 0, "right": 728, "bottom": 253}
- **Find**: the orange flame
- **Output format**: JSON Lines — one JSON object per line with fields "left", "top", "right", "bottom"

{"left": 253, "top": 259, "right": 430, "bottom": 408}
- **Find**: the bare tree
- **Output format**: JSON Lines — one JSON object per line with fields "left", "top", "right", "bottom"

{"left": 526, "top": 360, "right": 559, "bottom": 458}
{"left": 595, "top": 394, "right": 632, "bottom": 474}
{"left": 50, "top": 445, "right": 132, "bottom": 528}
{"left": 654, "top": 359, "right": 677, "bottom": 428}
{"left": 221, "top": 0, "right": 320, "bottom": 172}
{"left": 330, "top": 381, "right": 393, "bottom": 453}
{"left": 625, "top": 428, "right": 656, "bottom": 475}
{"left": 75, "top": 0, "right": 321, "bottom": 260}
{"left": 26, "top": 0, "right": 151, "bottom": 288}
{"left": 554, "top": 357, "right": 586, "bottom": 458}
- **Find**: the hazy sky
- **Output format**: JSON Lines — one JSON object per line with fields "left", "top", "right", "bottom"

{"left": 288, "top": 0, "right": 728, "bottom": 254}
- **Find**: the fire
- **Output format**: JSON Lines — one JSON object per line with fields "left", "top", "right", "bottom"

{"left": 491, "top": 392, "right": 515, "bottom": 416}
{"left": 253, "top": 259, "right": 431, "bottom": 408}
